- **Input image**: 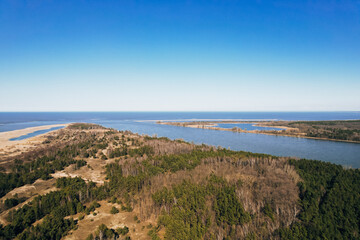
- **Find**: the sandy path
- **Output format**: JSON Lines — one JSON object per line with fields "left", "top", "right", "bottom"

{"left": 65, "top": 201, "right": 153, "bottom": 240}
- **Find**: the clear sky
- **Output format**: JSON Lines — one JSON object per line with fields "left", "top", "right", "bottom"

{"left": 0, "top": 0, "right": 359, "bottom": 111}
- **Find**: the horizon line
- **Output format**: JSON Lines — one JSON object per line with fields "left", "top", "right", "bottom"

{"left": 0, "top": 110, "right": 359, "bottom": 113}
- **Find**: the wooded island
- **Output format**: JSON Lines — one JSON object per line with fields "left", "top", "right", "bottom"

{"left": 158, "top": 120, "right": 360, "bottom": 143}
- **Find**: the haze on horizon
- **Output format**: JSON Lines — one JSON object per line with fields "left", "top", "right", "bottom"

{"left": 0, "top": 0, "right": 359, "bottom": 112}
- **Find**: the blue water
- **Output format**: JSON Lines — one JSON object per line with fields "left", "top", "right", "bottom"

{"left": 1, "top": 112, "right": 360, "bottom": 127}
{"left": 0, "top": 112, "right": 359, "bottom": 168}
{"left": 217, "top": 123, "right": 285, "bottom": 131}
{"left": 9, "top": 126, "right": 65, "bottom": 141}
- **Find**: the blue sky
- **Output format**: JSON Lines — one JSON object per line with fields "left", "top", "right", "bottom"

{"left": 0, "top": 0, "right": 359, "bottom": 111}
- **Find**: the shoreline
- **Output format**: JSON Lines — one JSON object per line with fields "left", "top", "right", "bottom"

{"left": 157, "top": 121, "right": 360, "bottom": 144}
{"left": 0, "top": 124, "right": 69, "bottom": 160}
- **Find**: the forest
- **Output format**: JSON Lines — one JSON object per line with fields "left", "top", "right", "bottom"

{"left": 0, "top": 123, "right": 359, "bottom": 239}
{"left": 276, "top": 159, "right": 360, "bottom": 239}
{"left": 268, "top": 120, "right": 360, "bottom": 142}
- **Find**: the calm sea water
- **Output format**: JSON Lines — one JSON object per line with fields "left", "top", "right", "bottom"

{"left": 0, "top": 112, "right": 359, "bottom": 168}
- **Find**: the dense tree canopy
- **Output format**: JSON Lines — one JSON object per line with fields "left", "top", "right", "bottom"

{"left": 276, "top": 159, "right": 360, "bottom": 239}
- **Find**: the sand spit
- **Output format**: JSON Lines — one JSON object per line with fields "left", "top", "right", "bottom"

{"left": 0, "top": 124, "right": 69, "bottom": 160}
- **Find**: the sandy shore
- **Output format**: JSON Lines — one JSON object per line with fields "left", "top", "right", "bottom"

{"left": 0, "top": 124, "right": 69, "bottom": 160}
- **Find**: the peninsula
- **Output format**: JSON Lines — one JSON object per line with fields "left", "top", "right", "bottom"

{"left": 157, "top": 120, "right": 360, "bottom": 143}
{"left": 0, "top": 123, "right": 359, "bottom": 239}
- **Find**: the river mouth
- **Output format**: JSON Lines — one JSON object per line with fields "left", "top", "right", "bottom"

{"left": 1, "top": 112, "right": 359, "bottom": 168}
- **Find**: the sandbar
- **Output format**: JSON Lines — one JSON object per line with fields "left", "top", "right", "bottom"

{"left": 0, "top": 124, "right": 69, "bottom": 160}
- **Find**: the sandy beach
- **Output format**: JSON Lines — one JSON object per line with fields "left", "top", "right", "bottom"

{"left": 0, "top": 124, "right": 69, "bottom": 160}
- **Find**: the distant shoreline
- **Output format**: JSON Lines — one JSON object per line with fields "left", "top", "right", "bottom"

{"left": 157, "top": 120, "right": 360, "bottom": 144}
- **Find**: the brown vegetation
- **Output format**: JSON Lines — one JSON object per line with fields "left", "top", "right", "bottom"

{"left": 0, "top": 123, "right": 302, "bottom": 239}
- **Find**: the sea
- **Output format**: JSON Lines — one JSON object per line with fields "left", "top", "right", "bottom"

{"left": 1, "top": 112, "right": 359, "bottom": 168}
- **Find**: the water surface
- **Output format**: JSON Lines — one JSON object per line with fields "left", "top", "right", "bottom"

{"left": 95, "top": 120, "right": 360, "bottom": 168}
{"left": 9, "top": 126, "right": 65, "bottom": 141}
{"left": 1, "top": 112, "right": 359, "bottom": 168}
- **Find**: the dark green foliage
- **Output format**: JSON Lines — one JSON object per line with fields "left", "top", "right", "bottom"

{"left": 208, "top": 175, "right": 250, "bottom": 226}
{"left": 86, "top": 234, "right": 94, "bottom": 240}
{"left": 147, "top": 226, "right": 161, "bottom": 240}
{"left": 106, "top": 163, "right": 145, "bottom": 194}
{"left": 74, "top": 159, "right": 87, "bottom": 170}
{"left": 155, "top": 176, "right": 249, "bottom": 239}
{"left": 117, "top": 226, "right": 129, "bottom": 235}
{"left": 144, "top": 135, "right": 171, "bottom": 141}
{"left": 276, "top": 159, "right": 360, "bottom": 239}
{"left": 288, "top": 120, "right": 360, "bottom": 126}
{"left": 3, "top": 196, "right": 27, "bottom": 210}
{"left": 286, "top": 120, "right": 360, "bottom": 141}
{"left": 86, "top": 201, "right": 101, "bottom": 214}
{"left": 0, "top": 177, "right": 96, "bottom": 239}
{"left": 100, "top": 152, "right": 108, "bottom": 160}
{"left": 0, "top": 150, "right": 88, "bottom": 198}
{"left": 68, "top": 123, "right": 104, "bottom": 130}
{"left": 157, "top": 181, "right": 210, "bottom": 240}
{"left": 109, "top": 196, "right": 117, "bottom": 203}
{"left": 155, "top": 151, "right": 205, "bottom": 172}
{"left": 56, "top": 176, "right": 87, "bottom": 189}
{"left": 121, "top": 204, "right": 133, "bottom": 212}
{"left": 214, "top": 185, "right": 250, "bottom": 225}
{"left": 153, "top": 149, "right": 270, "bottom": 173}
{"left": 95, "top": 142, "right": 108, "bottom": 150}
{"left": 0, "top": 129, "right": 111, "bottom": 207}
{"left": 109, "top": 145, "right": 154, "bottom": 159}
{"left": 16, "top": 215, "right": 76, "bottom": 240}
{"left": 110, "top": 206, "right": 119, "bottom": 214}
{"left": 129, "top": 146, "right": 154, "bottom": 157}
{"left": 93, "top": 224, "right": 117, "bottom": 239}
{"left": 261, "top": 203, "right": 275, "bottom": 221}
{"left": 108, "top": 147, "right": 128, "bottom": 158}
{"left": 307, "top": 128, "right": 360, "bottom": 141}
{"left": 106, "top": 149, "right": 271, "bottom": 199}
